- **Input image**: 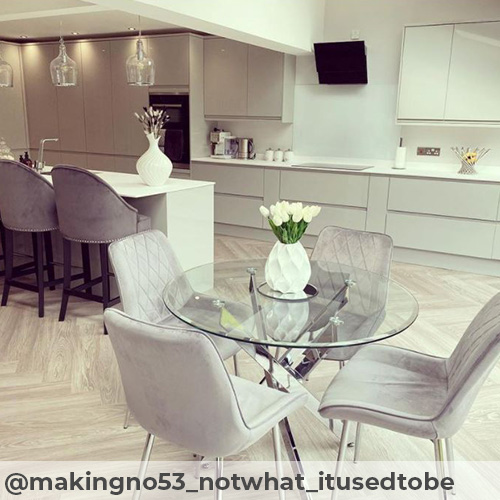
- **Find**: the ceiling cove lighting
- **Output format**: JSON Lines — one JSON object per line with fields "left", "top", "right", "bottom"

{"left": 50, "top": 23, "right": 78, "bottom": 87}
{"left": 126, "top": 16, "right": 155, "bottom": 86}
{"left": 0, "top": 45, "right": 13, "bottom": 88}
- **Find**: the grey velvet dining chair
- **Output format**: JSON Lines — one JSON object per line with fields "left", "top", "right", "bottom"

{"left": 108, "top": 230, "right": 241, "bottom": 429}
{"left": 319, "top": 291, "right": 500, "bottom": 500}
{"left": 104, "top": 308, "right": 307, "bottom": 500}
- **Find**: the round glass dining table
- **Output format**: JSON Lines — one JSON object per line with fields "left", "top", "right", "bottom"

{"left": 163, "top": 258, "right": 419, "bottom": 495}
{"left": 163, "top": 258, "right": 419, "bottom": 353}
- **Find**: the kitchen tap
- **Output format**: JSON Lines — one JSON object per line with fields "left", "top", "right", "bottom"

{"left": 36, "top": 138, "right": 59, "bottom": 172}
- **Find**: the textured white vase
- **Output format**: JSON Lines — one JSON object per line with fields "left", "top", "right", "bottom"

{"left": 136, "top": 133, "right": 173, "bottom": 186}
{"left": 265, "top": 241, "right": 311, "bottom": 294}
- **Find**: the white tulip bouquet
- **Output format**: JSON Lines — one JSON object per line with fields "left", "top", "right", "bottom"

{"left": 260, "top": 201, "right": 321, "bottom": 244}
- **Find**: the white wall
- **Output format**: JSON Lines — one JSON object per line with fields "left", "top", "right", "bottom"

{"left": 89, "top": 0, "right": 325, "bottom": 55}
{"left": 293, "top": 0, "right": 500, "bottom": 165}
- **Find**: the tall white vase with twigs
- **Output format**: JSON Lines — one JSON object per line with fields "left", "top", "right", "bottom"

{"left": 135, "top": 107, "right": 172, "bottom": 186}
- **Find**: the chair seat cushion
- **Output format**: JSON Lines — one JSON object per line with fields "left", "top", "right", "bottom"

{"left": 319, "top": 344, "right": 448, "bottom": 439}
{"left": 137, "top": 214, "right": 151, "bottom": 233}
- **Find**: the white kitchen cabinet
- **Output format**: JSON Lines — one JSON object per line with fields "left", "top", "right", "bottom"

{"left": 215, "top": 194, "right": 263, "bottom": 228}
{"left": 397, "top": 25, "right": 454, "bottom": 121}
{"left": 147, "top": 35, "right": 190, "bottom": 87}
{"left": 81, "top": 41, "right": 115, "bottom": 155}
{"left": 280, "top": 170, "right": 370, "bottom": 208}
{"left": 388, "top": 178, "right": 500, "bottom": 221}
{"left": 204, "top": 38, "right": 295, "bottom": 121}
{"left": 445, "top": 22, "right": 500, "bottom": 122}
{"left": 386, "top": 212, "right": 496, "bottom": 259}
{"left": 22, "top": 43, "right": 60, "bottom": 151}
{"left": 110, "top": 39, "right": 149, "bottom": 156}
{"left": 204, "top": 38, "right": 249, "bottom": 117}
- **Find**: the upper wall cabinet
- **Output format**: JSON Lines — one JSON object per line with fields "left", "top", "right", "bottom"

{"left": 147, "top": 35, "right": 190, "bottom": 87}
{"left": 397, "top": 21, "right": 500, "bottom": 124}
{"left": 204, "top": 38, "right": 296, "bottom": 122}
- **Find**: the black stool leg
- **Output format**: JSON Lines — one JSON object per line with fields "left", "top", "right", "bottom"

{"left": 81, "top": 243, "right": 92, "bottom": 295}
{"left": 44, "top": 232, "right": 56, "bottom": 291}
{"left": 99, "top": 243, "right": 110, "bottom": 335}
{"left": 0, "top": 222, "right": 5, "bottom": 274}
{"left": 32, "top": 232, "right": 45, "bottom": 318}
{"left": 59, "top": 238, "right": 72, "bottom": 322}
{"left": 1, "top": 228, "right": 13, "bottom": 307}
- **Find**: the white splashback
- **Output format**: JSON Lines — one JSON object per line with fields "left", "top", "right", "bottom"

{"left": 215, "top": 120, "right": 294, "bottom": 154}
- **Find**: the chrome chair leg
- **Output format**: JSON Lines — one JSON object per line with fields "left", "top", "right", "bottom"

{"left": 445, "top": 438, "right": 456, "bottom": 496}
{"left": 433, "top": 439, "right": 448, "bottom": 500}
{"left": 133, "top": 433, "right": 155, "bottom": 500}
{"left": 215, "top": 457, "right": 223, "bottom": 500}
{"left": 123, "top": 407, "right": 131, "bottom": 429}
{"left": 353, "top": 423, "right": 363, "bottom": 463}
{"left": 329, "top": 419, "right": 335, "bottom": 433}
{"left": 272, "top": 425, "right": 285, "bottom": 500}
{"left": 233, "top": 355, "right": 239, "bottom": 377}
{"left": 332, "top": 420, "right": 352, "bottom": 500}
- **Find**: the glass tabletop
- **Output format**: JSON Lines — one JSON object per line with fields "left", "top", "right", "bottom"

{"left": 163, "top": 259, "right": 419, "bottom": 349}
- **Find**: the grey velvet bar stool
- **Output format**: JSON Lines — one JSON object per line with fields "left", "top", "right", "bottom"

{"left": 0, "top": 218, "right": 5, "bottom": 277}
{"left": 51, "top": 165, "right": 151, "bottom": 330}
{"left": 0, "top": 160, "right": 59, "bottom": 317}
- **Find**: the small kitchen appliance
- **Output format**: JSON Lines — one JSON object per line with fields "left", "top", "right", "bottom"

{"left": 236, "top": 137, "right": 255, "bottom": 160}
{"left": 210, "top": 130, "right": 238, "bottom": 159}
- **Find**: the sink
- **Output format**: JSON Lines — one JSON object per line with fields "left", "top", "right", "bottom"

{"left": 293, "top": 163, "right": 374, "bottom": 171}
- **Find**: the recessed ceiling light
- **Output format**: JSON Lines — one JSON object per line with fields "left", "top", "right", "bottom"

{"left": 19, "top": 35, "right": 28, "bottom": 39}
{"left": 71, "top": 32, "right": 79, "bottom": 35}
{"left": 128, "top": 27, "right": 136, "bottom": 31}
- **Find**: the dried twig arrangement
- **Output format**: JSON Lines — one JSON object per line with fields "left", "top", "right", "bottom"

{"left": 134, "top": 106, "right": 169, "bottom": 139}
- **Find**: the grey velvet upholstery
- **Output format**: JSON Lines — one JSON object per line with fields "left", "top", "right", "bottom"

{"left": 108, "top": 230, "right": 240, "bottom": 359}
{"left": 104, "top": 308, "right": 307, "bottom": 457}
{"left": 51, "top": 165, "right": 150, "bottom": 243}
{"left": 0, "top": 160, "right": 58, "bottom": 232}
{"left": 311, "top": 226, "right": 393, "bottom": 361}
{"left": 319, "top": 291, "right": 500, "bottom": 439}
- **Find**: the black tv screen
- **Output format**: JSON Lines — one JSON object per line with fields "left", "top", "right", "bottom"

{"left": 314, "top": 41, "right": 368, "bottom": 85}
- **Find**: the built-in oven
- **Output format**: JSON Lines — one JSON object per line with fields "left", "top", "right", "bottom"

{"left": 149, "top": 93, "right": 190, "bottom": 169}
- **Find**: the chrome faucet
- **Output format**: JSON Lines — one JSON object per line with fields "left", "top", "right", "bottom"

{"left": 36, "top": 138, "right": 59, "bottom": 172}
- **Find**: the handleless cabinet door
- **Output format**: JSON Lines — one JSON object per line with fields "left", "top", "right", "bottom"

{"left": 147, "top": 35, "right": 190, "bottom": 87}
{"left": 110, "top": 39, "right": 149, "bottom": 156}
{"left": 204, "top": 38, "right": 248, "bottom": 117}
{"left": 81, "top": 41, "right": 114, "bottom": 154}
{"left": 22, "top": 44, "right": 60, "bottom": 151}
{"left": 56, "top": 42, "right": 86, "bottom": 153}
{"left": 247, "top": 46, "right": 284, "bottom": 118}
{"left": 445, "top": 22, "right": 500, "bottom": 121}
{"left": 397, "top": 25, "right": 454, "bottom": 120}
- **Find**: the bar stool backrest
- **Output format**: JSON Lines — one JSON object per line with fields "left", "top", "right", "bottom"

{"left": 0, "top": 160, "right": 58, "bottom": 232}
{"left": 52, "top": 165, "right": 138, "bottom": 243}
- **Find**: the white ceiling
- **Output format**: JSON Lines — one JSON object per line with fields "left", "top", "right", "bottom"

{"left": 0, "top": 0, "right": 183, "bottom": 41}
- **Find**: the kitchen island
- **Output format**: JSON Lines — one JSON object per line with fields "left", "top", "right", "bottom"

{"left": 42, "top": 169, "right": 214, "bottom": 271}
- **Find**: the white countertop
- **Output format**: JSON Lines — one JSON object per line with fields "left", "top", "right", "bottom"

{"left": 192, "top": 156, "right": 500, "bottom": 184}
{"left": 42, "top": 167, "right": 214, "bottom": 199}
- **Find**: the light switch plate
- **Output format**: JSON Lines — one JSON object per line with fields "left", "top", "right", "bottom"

{"left": 417, "top": 147, "right": 441, "bottom": 157}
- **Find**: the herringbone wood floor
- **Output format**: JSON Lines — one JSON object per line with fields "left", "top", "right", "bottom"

{"left": 1, "top": 235, "right": 500, "bottom": 462}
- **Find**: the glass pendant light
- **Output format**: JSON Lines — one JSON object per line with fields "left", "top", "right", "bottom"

{"left": 50, "top": 23, "right": 77, "bottom": 87}
{"left": 0, "top": 45, "right": 13, "bottom": 88}
{"left": 126, "top": 16, "right": 155, "bottom": 86}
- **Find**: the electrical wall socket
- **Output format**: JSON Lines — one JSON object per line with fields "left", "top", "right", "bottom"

{"left": 417, "top": 147, "right": 441, "bottom": 157}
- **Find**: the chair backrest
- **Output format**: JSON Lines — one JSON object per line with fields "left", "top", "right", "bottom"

{"left": 311, "top": 226, "right": 393, "bottom": 278}
{"left": 437, "top": 292, "right": 500, "bottom": 436}
{"left": 104, "top": 308, "right": 251, "bottom": 457}
{"left": 108, "top": 230, "right": 192, "bottom": 323}
{"left": 51, "top": 165, "right": 138, "bottom": 243}
{"left": 0, "top": 160, "right": 58, "bottom": 232}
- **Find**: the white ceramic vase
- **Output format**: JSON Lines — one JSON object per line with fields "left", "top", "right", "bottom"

{"left": 136, "top": 133, "right": 173, "bottom": 186}
{"left": 265, "top": 241, "right": 311, "bottom": 294}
